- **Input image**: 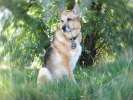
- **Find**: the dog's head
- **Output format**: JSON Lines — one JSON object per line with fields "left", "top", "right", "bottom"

{"left": 59, "top": 4, "right": 81, "bottom": 39}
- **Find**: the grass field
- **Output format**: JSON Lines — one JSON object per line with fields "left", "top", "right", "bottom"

{"left": 0, "top": 51, "right": 133, "bottom": 100}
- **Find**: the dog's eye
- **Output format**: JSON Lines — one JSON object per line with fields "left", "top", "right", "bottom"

{"left": 67, "top": 18, "right": 72, "bottom": 21}
{"left": 61, "top": 20, "right": 64, "bottom": 23}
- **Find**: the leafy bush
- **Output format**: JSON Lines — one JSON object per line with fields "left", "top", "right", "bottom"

{"left": 0, "top": 0, "right": 133, "bottom": 67}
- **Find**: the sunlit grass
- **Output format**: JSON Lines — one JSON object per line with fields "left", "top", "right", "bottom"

{"left": 0, "top": 51, "right": 133, "bottom": 100}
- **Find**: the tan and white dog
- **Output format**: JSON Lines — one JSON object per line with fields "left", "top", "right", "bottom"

{"left": 37, "top": 2, "right": 82, "bottom": 85}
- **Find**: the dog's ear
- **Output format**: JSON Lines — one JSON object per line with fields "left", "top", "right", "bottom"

{"left": 72, "top": 3, "right": 80, "bottom": 16}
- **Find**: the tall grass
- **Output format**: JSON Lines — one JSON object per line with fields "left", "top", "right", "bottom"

{"left": 0, "top": 51, "right": 133, "bottom": 100}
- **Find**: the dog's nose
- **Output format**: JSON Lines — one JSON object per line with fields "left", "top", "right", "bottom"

{"left": 62, "top": 25, "right": 71, "bottom": 32}
{"left": 62, "top": 25, "right": 66, "bottom": 32}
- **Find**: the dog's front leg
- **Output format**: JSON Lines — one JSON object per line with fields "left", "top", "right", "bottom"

{"left": 67, "top": 66, "right": 77, "bottom": 83}
{"left": 69, "top": 71, "right": 77, "bottom": 84}
{"left": 63, "top": 56, "right": 77, "bottom": 83}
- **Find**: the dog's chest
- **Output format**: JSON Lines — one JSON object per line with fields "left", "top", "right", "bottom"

{"left": 70, "top": 42, "right": 82, "bottom": 70}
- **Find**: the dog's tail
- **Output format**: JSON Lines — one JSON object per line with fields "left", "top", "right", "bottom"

{"left": 37, "top": 67, "right": 52, "bottom": 86}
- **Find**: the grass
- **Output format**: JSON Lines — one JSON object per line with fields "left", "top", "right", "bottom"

{"left": 0, "top": 53, "right": 133, "bottom": 100}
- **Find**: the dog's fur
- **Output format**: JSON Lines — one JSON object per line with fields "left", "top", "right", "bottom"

{"left": 37, "top": 3, "right": 82, "bottom": 85}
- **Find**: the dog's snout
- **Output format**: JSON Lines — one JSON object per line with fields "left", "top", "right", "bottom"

{"left": 62, "top": 25, "right": 66, "bottom": 32}
{"left": 62, "top": 25, "right": 71, "bottom": 32}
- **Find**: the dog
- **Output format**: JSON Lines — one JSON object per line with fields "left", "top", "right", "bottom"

{"left": 37, "top": 2, "right": 82, "bottom": 85}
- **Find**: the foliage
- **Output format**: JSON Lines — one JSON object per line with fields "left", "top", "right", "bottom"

{"left": 80, "top": 0, "right": 133, "bottom": 65}
{"left": 0, "top": 0, "right": 51, "bottom": 67}
{"left": 0, "top": 0, "right": 133, "bottom": 67}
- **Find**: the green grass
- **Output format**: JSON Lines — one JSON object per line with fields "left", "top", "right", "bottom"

{"left": 0, "top": 54, "right": 133, "bottom": 100}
